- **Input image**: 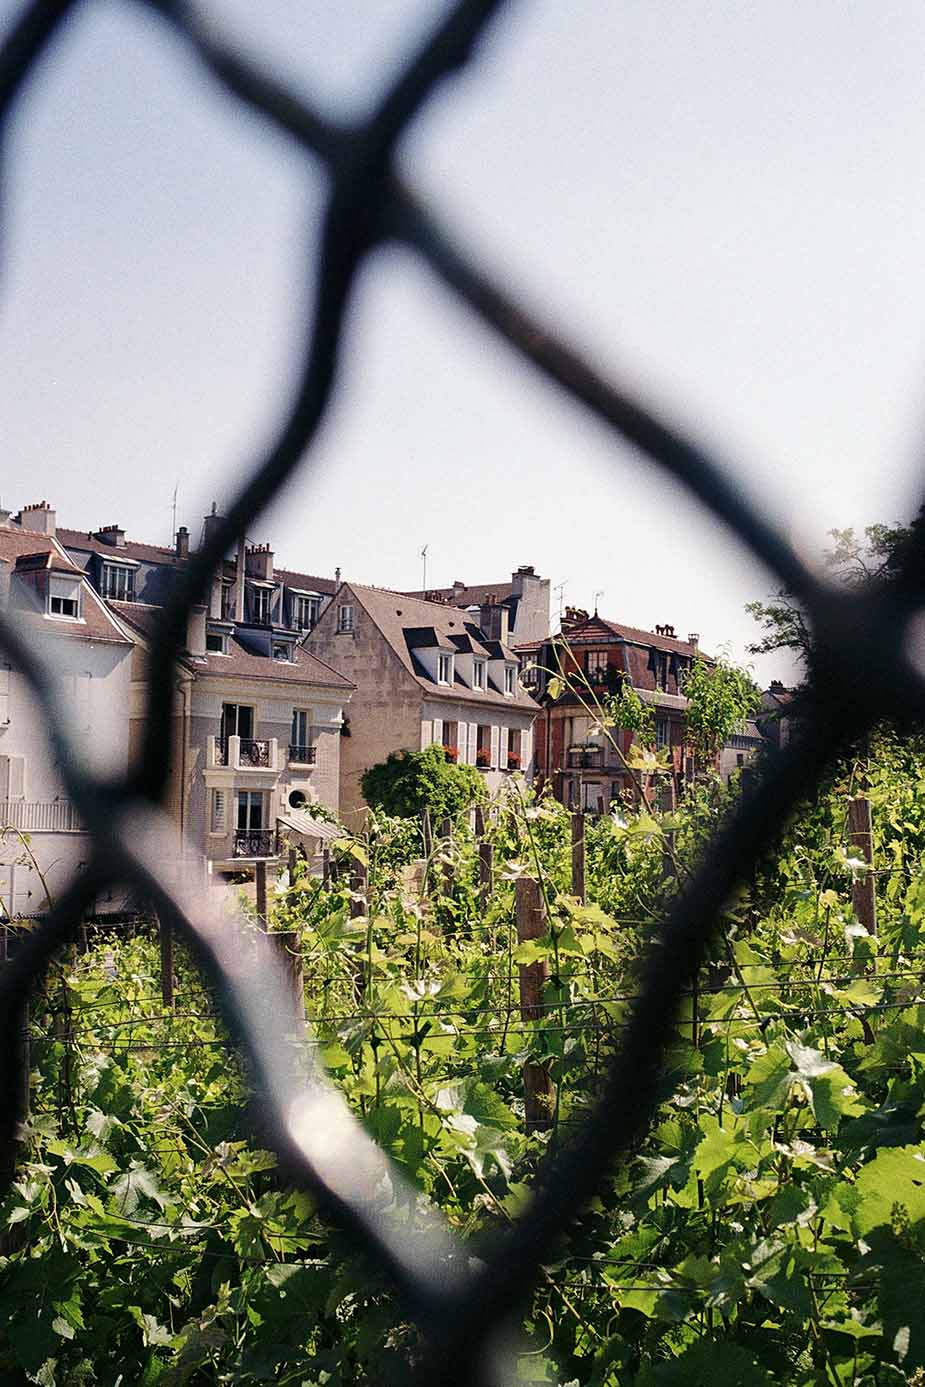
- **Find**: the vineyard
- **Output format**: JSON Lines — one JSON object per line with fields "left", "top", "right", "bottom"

{"left": 3, "top": 735, "right": 925, "bottom": 1385}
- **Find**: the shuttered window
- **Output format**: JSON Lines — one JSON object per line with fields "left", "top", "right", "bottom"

{"left": 210, "top": 789, "right": 226, "bottom": 834}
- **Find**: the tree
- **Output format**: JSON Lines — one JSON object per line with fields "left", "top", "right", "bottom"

{"left": 361, "top": 743, "right": 485, "bottom": 821}
{"left": 745, "top": 522, "right": 912, "bottom": 672}
{"left": 682, "top": 651, "right": 760, "bottom": 761}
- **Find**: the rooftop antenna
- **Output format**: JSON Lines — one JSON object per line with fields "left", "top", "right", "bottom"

{"left": 554, "top": 580, "right": 567, "bottom": 624}
{"left": 593, "top": 589, "right": 604, "bottom": 616}
{"left": 420, "top": 543, "right": 428, "bottom": 593}
{"left": 170, "top": 482, "right": 179, "bottom": 543}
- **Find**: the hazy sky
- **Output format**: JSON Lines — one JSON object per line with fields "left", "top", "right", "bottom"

{"left": 4, "top": 0, "right": 925, "bottom": 682}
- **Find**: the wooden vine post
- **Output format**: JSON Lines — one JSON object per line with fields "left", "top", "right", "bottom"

{"left": 848, "top": 795, "right": 877, "bottom": 937}
{"left": 515, "top": 876, "right": 555, "bottom": 1132}
{"left": 269, "top": 930, "right": 306, "bottom": 1038}
{"left": 571, "top": 812, "right": 585, "bottom": 902}
{"left": 158, "top": 912, "right": 175, "bottom": 1009}
{"left": 255, "top": 861, "right": 268, "bottom": 929}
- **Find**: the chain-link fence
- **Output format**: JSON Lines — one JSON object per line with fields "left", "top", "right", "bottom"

{"left": 2, "top": 1, "right": 925, "bottom": 1382}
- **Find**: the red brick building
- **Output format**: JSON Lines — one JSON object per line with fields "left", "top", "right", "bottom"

{"left": 529, "top": 609, "right": 706, "bottom": 814}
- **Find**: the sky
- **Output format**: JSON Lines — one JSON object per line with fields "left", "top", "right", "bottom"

{"left": 4, "top": 0, "right": 925, "bottom": 685}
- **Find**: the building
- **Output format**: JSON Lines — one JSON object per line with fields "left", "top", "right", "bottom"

{"left": 6, "top": 501, "right": 353, "bottom": 884}
{"left": 405, "top": 565, "right": 551, "bottom": 647}
{"left": 757, "top": 679, "right": 796, "bottom": 751}
{"left": 304, "top": 584, "right": 540, "bottom": 824}
{"left": 533, "top": 609, "right": 706, "bottom": 813}
{"left": 0, "top": 511, "right": 136, "bottom": 916}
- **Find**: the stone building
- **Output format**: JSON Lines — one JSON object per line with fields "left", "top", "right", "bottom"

{"left": 0, "top": 513, "right": 136, "bottom": 915}
{"left": 405, "top": 565, "right": 551, "bottom": 648}
{"left": 304, "top": 584, "right": 540, "bottom": 825}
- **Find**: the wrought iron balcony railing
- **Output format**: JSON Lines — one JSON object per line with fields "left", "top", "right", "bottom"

{"left": 232, "top": 829, "right": 276, "bottom": 859}
{"left": 567, "top": 747, "right": 604, "bottom": 770}
{"left": 288, "top": 744, "right": 317, "bottom": 765}
{"left": 238, "top": 738, "right": 271, "bottom": 768}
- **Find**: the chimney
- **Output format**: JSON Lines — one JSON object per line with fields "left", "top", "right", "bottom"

{"left": 186, "top": 603, "right": 207, "bottom": 657}
{"left": 561, "top": 606, "right": 588, "bottom": 632}
{"left": 452, "top": 579, "right": 466, "bottom": 597}
{"left": 18, "top": 501, "right": 56, "bottom": 536}
{"left": 687, "top": 632, "right": 699, "bottom": 649}
{"left": 245, "top": 541, "right": 274, "bottom": 582}
{"left": 235, "top": 536, "right": 246, "bottom": 623}
{"left": 94, "top": 523, "right": 125, "bottom": 547}
{"left": 335, "top": 567, "right": 341, "bottom": 584}
{"left": 479, "top": 600, "right": 510, "bottom": 645}
{"left": 0, "top": 506, "right": 10, "bottom": 529}
{"left": 201, "top": 502, "right": 225, "bottom": 550}
{"left": 175, "top": 526, "right": 189, "bottom": 560}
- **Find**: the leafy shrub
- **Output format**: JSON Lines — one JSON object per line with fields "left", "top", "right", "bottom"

{"left": 361, "top": 742, "right": 484, "bottom": 821}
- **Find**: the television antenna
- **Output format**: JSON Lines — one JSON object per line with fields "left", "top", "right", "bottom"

{"left": 593, "top": 589, "right": 604, "bottom": 615}
{"left": 170, "top": 482, "right": 179, "bottom": 543}
{"left": 554, "top": 580, "right": 567, "bottom": 624}
{"left": 420, "top": 544, "right": 428, "bottom": 593}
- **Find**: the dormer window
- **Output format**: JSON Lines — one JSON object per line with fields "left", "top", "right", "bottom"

{"left": 295, "top": 595, "right": 320, "bottom": 631}
{"left": 48, "top": 576, "right": 80, "bottom": 620}
{"left": 273, "top": 642, "right": 293, "bottom": 662}
{"left": 472, "top": 659, "right": 486, "bottom": 691}
{"left": 101, "top": 562, "right": 134, "bottom": 602}
{"left": 504, "top": 665, "right": 515, "bottom": 695}
{"left": 338, "top": 604, "right": 354, "bottom": 633}
{"left": 206, "top": 631, "right": 228, "bottom": 654}
{"left": 252, "top": 586, "right": 271, "bottom": 625}
{"left": 437, "top": 653, "right": 452, "bottom": 684}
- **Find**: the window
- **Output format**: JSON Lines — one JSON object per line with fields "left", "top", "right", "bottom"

{"left": 221, "top": 703, "right": 254, "bottom": 740}
{"left": 290, "top": 709, "right": 314, "bottom": 761}
{"left": 437, "top": 653, "right": 451, "bottom": 684}
{"left": 472, "top": 659, "right": 486, "bottom": 690}
{"left": 337, "top": 604, "right": 354, "bottom": 633}
{"left": 101, "top": 563, "right": 134, "bottom": 601}
{"left": 237, "top": 790, "right": 265, "bottom": 831}
{"left": 519, "top": 659, "right": 538, "bottom": 688}
{"left": 273, "top": 642, "right": 293, "bottom": 662}
{"left": 295, "top": 595, "right": 320, "bottom": 630}
{"left": 210, "top": 789, "right": 226, "bottom": 834}
{"left": 206, "top": 631, "right": 227, "bottom": 654}
{"left": 655, "top": 718, "right": 670, "bottom": 749}
{"left": 586, "top": 650, "right": 608, "bottom": 680}
{"left": 655, "top": 655, "right": 669, "bottom": 692}
{"left": 507, "top": 728, "right": 522, "bottom": 769}
{"left": 0, "top": 664, "right": 9, "bottom": 725}
{"left": 476, "top": 724, "right": 491, "bottom": 767}
{"left": 48, "top": 576, "right": 81, "bottom": 619}
{"left": 252, "top": 586, "right": 271, "bottom": 625}
{"left": 221, "top": 581, "right": 235, "bottom": 621}
{"left": 503, "top": 665, "right": 515, "bottom": 695}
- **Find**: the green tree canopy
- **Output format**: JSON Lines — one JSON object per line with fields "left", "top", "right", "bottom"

{"left": 361, "top": 743, "right": 485, "bottom": 821}
{"left": 682, "top": 651, "right": 761, "bottom": 761}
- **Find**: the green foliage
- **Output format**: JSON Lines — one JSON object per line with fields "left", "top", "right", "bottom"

{"left": 360, "top": 743, "right": 485, "bottom": 822}
{"left": 6, "top": 750, "right": 925, "bottom": 1383}
{"left": 682, "top": 652, "right": 760, "bottom": 761}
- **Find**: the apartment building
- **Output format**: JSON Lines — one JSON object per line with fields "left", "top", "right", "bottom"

{"left": 405, "top": 565, "right": 552, "bottom": 647}
{"left": 0, "top": 509, "right": 136, "bottom": 916}
{"left": 4, "top": 501, "right": 353, "bottom": 889}
{"left": 304, "top": 584, "right": 540, "bottom": 825}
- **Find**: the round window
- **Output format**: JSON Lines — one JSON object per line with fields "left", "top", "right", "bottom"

{"left": 288, "top": 789, "right": 306, "bottom": 809}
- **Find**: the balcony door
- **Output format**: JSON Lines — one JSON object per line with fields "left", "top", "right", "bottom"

{"left": 222, "top": 703, "right": 254, "bottom": 741}
{"left": 237, "top": 790, "right": 265, "bottom": 832}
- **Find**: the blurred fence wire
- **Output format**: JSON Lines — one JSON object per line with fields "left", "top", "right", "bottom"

{"left": 3, "top": 1, "right": 925, "bottom": 1382}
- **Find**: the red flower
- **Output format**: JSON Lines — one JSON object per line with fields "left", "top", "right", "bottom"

{"left": 444, "top": 744, "right": 459, "bottom": 763}
{"left": 476, "top": 748, "right": 491, "bottom": 768}
{"left": 507, "top": 752, "right": 521, "bottom": 769}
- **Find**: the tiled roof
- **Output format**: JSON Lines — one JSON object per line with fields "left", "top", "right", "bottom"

{"left": 56, "top": 527, "right": 186, "bottom": 568}
{"left": 275, "top": 565, "right": 338, "bottom": 595}
{"left": 404, "top": 580, "right": 516, "bottom": 607}
{"left": 346, "top": 584, "right": 537, "bottom": 711}
{"left": 561, "top": 614, "right": 709, "bottom": 660}
{"left": 0, "top": 527, "right": 131, "bottom": 645}
{"left": 108, "top": 602, "right": 353, "bottom": 688}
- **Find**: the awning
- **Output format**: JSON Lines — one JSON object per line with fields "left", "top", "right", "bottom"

{"left": 277, "top": 810, "right": 342, "bottom": 842}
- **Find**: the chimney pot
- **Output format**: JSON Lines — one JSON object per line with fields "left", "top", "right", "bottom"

{"left": 176, "top": 526, "right": 189, "bottom": 559}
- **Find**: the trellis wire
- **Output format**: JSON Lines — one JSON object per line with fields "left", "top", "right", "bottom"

{"left": 3, "top": 1, "right": 925, "bottom": 1382}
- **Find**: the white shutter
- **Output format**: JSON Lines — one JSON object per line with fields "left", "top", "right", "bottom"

{"left": 490, "top": 726, "right": 500, "bottom": 768}
{"left": 211, "top": 789, "right": 226, "bottom": 834}
{"left": 420, "top": 719, "right": 432, "bottom": 750}
{"left": 522, "top": 726, "right": 532, "bottom": 773}
{"left": 499, "top": 727, "right": 509, "bottom": 767}
{"left": 0, "top": 755, "right": 25, "bottom": 801}
{"left": 468, "top": 723, "right": 477, "bottom": 763}
{"left": 457, "top": 721, "right": 469, "bottom": 763}
{"left": 0, "top": 664, "right": 9, "bottom": 725}
{"left": 432, "top": 717, "right": 443, "bottom": 747}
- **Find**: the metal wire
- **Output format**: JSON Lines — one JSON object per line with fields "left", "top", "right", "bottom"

{"left": 2, "top": 1, "right": 925, "bottom": 1382}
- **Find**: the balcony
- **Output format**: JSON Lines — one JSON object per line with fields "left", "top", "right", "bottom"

{"left": 232, "top": 829, "right": 278, "bottom": 859}
{"left": 288, "top": 743, "right": 317, "bottom": 766}
{"left": 1, "top": 800, "right": 82, "bottom": 832}
{"left": 209, "top": 735, "right": 279, "bottom": 772}
{"left": 567, "top": 747, "right": 604, "bottom": 770}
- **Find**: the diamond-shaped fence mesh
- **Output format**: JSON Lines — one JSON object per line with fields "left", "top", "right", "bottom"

{"left": 2, "top": 2, "right": 925, "bottom": 1382}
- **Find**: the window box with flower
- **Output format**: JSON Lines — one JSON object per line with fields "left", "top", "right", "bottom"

{"left": 476, "top": 748, "right": 492, "bottom": 769}
{"left": 443, "top": 744, "right": 459, "bottom": 763}
{"left": 506, "top": 751, "right": 521, "bottom": 771}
